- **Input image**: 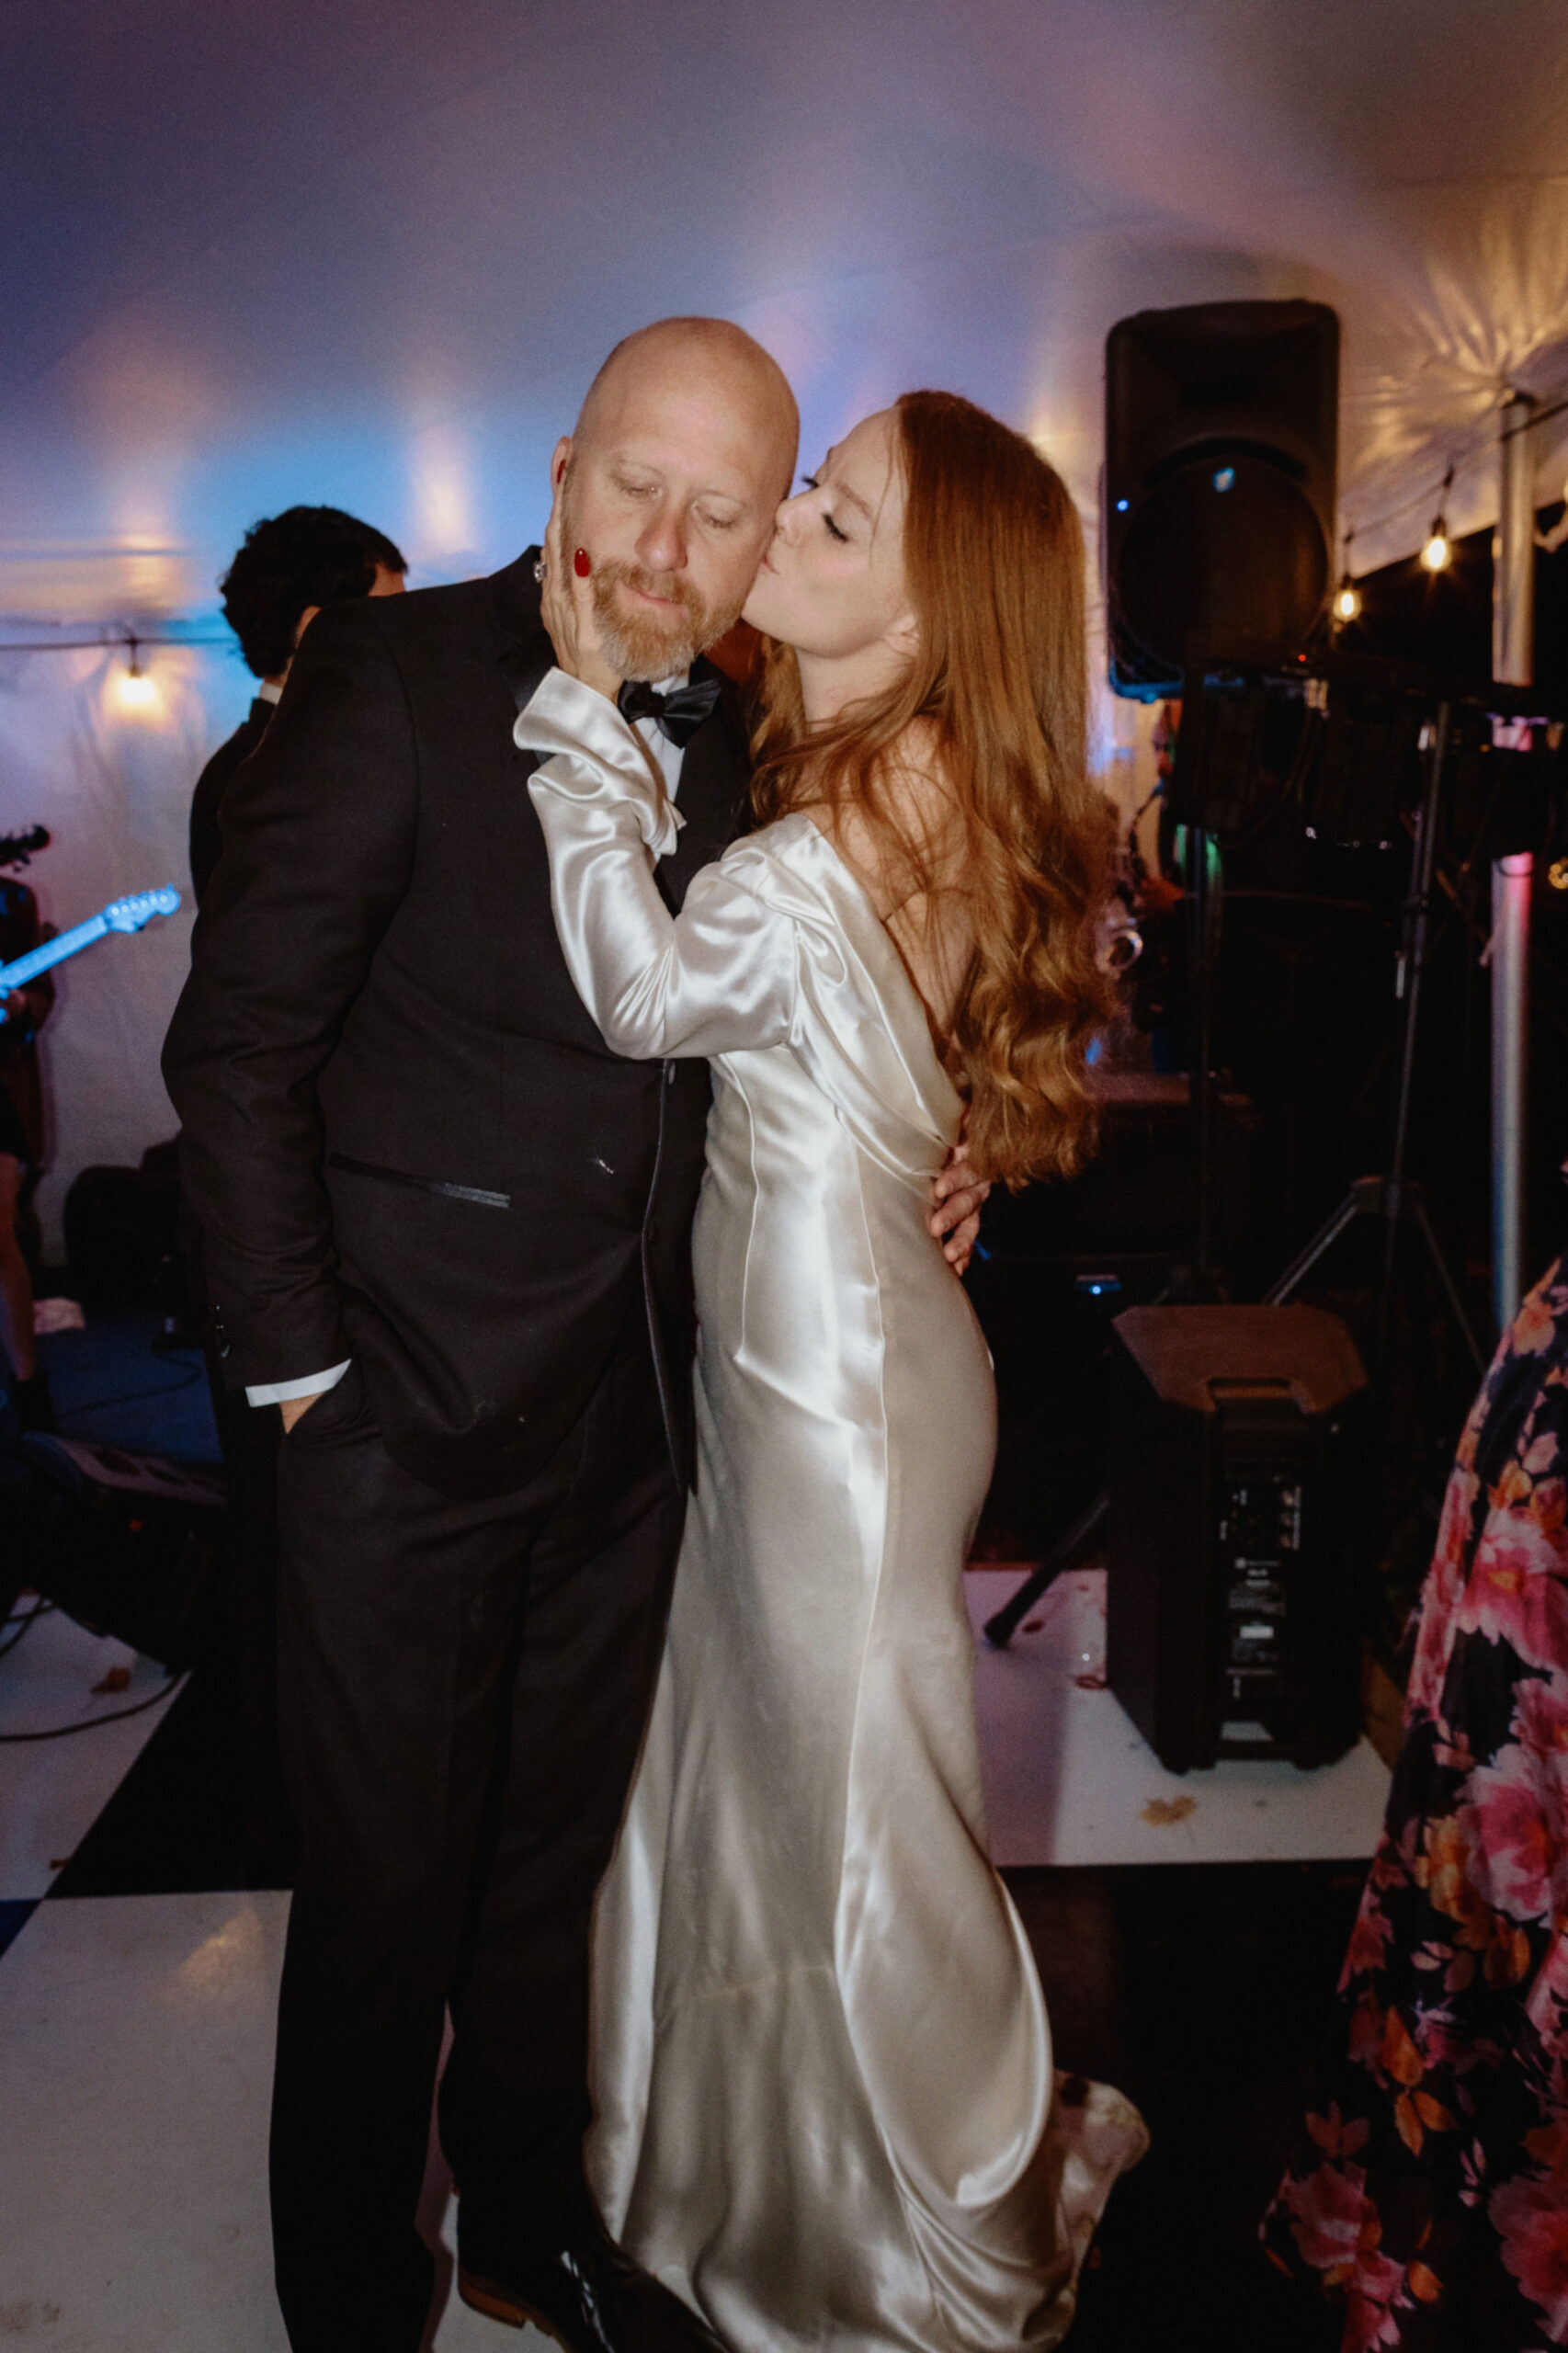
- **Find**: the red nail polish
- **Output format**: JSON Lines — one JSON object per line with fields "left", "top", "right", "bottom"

{"left": 574, "top": 547, "right": 591, "bottom": 578}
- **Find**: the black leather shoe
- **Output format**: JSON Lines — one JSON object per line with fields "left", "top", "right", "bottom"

{"left": 458, "top": 2235, "right": 620, "bottom": 2349}
{"left": 458, "top": 2217, "right": 724, "bottom": 2352}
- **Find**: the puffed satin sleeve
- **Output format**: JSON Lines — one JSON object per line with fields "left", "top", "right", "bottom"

{"left": 517, "top": 667, "right": 797, "bottom": 1061}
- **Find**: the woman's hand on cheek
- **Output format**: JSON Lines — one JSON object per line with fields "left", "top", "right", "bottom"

{"left": 540, "top": 473, "right": 624, "bottom": 704}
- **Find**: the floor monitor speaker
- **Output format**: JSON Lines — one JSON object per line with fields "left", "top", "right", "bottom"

{"left": 1106, "top": 1303, "right": 1369, "bottom": 1771}
{"left": 6, "top": 1437, "right": 225, "bottom": 1671}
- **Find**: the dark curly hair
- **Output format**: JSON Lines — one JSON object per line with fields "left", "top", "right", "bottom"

{"left": 219, "top": 506, "right": 406, "bottom": 678}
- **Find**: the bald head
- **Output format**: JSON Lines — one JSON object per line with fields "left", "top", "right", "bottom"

{"left": 551, "top": 316, "right": 799, "bottom": 678}
{"left": 575, "top": 316, "right": 798, "bottom": 495}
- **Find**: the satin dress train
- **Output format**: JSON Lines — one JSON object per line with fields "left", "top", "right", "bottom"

{"left": 517, "top": 671, "right": 1147, "bottom": 2353}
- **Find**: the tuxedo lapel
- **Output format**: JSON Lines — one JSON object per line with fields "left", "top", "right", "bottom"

{"left": 493, "top": 548, "right": 555, "bottom": 755}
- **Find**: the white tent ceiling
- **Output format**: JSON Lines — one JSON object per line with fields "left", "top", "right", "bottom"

{"left": 5, "top": 0, "right": 1568, "bottom": 625}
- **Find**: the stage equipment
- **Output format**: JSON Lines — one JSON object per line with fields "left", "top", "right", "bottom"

{"left": 0, "top": 825, "right": 50, "bottom": 870}
{"left": 1104, "top": 1303, "right": 1369, "bottom": 1772}
{"left": 1163, "top": 653, "right": 1560, "bottom": 1353}
{"left": 1267, "top": 685, "right": 1568, "bottom": 1372}
{"left": 4, "top": 1436, "right": 225, "bottom": 1671}
{"left": 0, "top": 883, "right": 179, "bottom": 995}
{"left": 981, "top": 1071, "right": 1256, "bottom": 1277}
{"left": 63, "top": 1141, "right": 185, "bottom": 1313}
{"left": 1105, "top": 300, "right": 1339, "bottom": 696}
{"left": 986, "top": 665, "right": 1562, "bottom": 1663}
{"left": 1267, "top": 698, "right": 1481, "bottom": 1369}
{"left": 1300, "top": 667, "right": 1424, "bottom": 847}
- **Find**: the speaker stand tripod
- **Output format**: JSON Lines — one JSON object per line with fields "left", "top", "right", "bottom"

{"left": 1261, "top": 699, "right": 1484, "bottom": 1380}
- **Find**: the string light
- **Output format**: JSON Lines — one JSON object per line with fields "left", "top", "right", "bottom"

{"left": 1328, "top": 387, "right": 1566, "bottom": 576}
{"left": 1420, "top": 467, "right": 1455, "bottom": 573}
{"left": 1333, "top": 531, "right": 1361, "bottom": 622}
{"left": 113, "top": 635, "right": 156, "bottom": 711}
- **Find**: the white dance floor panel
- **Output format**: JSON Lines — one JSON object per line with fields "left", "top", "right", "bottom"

{"left": 967, "top": 1566, "right": 1391, "bottom": 1867}
{"left": 0, "top": 1892, "right": 547, "bottom": 2352}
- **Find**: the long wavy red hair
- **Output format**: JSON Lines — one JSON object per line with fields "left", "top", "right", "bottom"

{"left": 750, "top": 389, "right": 1114, "bottom": 1186}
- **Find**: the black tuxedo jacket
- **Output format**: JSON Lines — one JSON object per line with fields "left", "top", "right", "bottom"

{"left": 163, "top": 552, "right": 749, "bottom": 1497}
{"left": 189, "top": 698, "right": 276, "bottom": 906}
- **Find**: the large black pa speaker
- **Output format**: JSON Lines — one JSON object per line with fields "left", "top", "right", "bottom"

{"left": 1106, "top": 1304, "right": 1369, "bottom": 1771}
{"left": 1105, "top": 300, "right": 1339, "bottom": 694}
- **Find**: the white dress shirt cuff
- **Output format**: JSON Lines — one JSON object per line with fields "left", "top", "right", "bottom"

{"left": 246, "top": 1359, "right": 351, "bottom": 1407}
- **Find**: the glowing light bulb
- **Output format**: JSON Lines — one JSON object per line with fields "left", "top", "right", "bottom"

{"left": 1549, "top": 857, "right": 1568, "bottom": 893}
{"left": 113, "top": 638, "right": 158, "bottom": 711}
{"left": 1421, "top": 517, "right": 1451, "bottom": 573}
{"left": 1334, "top": 573, "right": 1362, "bottom": 622}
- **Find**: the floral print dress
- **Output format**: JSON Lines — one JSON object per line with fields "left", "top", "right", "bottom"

{"left": 1264, "top": 1257, "right": 1568, "bottom": 2351}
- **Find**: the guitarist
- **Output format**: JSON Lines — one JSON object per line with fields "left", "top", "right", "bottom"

{"left": 0, "top": 869, "right": 55, "bottom": 1432}
{"left": 191, "top": 505, "right": 405, "bottom": 904}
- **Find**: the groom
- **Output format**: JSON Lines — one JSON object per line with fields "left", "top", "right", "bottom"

{"left": 165, "top": 318, "right": 981, "bottom": 2353}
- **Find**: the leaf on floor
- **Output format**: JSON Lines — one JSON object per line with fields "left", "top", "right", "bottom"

{"left": 91, "top": 1665, "right": 132, "bottom": 1695}
{"left": 1142, "top": 1794, "right": 1198, "bottom": 1825}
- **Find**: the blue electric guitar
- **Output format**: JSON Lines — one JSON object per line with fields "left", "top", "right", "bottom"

{"left": 0, "top": 886, "right": 182, "bottom": 995}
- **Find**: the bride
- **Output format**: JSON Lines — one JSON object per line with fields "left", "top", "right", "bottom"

{"left": 515, "top": 388, "right": 1147, "bottom": 2350}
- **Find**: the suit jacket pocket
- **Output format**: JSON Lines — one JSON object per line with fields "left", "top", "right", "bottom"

{"left": 280, "top": 1356, "right": 369, "bottom": 1446}
{"left": 325, "top": 1152, "right": 511, "bottom": 1211}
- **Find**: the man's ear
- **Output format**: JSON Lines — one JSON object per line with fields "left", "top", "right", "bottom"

{"left": 551, "top": 435, "right": 574, "bottom": 490}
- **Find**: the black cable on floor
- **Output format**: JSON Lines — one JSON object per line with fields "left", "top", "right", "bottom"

{"left": 0, "top": 1672, "right": 185, "bottom": 1743}
{"left": 0, "top": 1596, "right": 54, "bottom": 1661}
{"left": 4, "top": 1596, "right": 54, "bottom": 1624}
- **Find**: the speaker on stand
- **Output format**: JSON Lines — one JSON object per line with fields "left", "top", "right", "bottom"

{"left": 1104, "top": 299, "right": 1340, "bottom": 1301}
{"left": 1105, "top": 298, "right": 1339, "bottom": 693}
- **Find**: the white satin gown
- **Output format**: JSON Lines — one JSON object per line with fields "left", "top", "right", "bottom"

{"left": 517, "top": 671, "right": 1147, "bottom": 2352}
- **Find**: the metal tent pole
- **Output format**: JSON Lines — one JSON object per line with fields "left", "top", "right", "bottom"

{"left": 1491, "top": 391, "right": 1536, "bottom": 1331}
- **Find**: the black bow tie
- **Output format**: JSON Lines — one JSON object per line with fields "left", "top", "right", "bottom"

{"left": 617, "top": 675, "right": 722, "bottom": 747}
